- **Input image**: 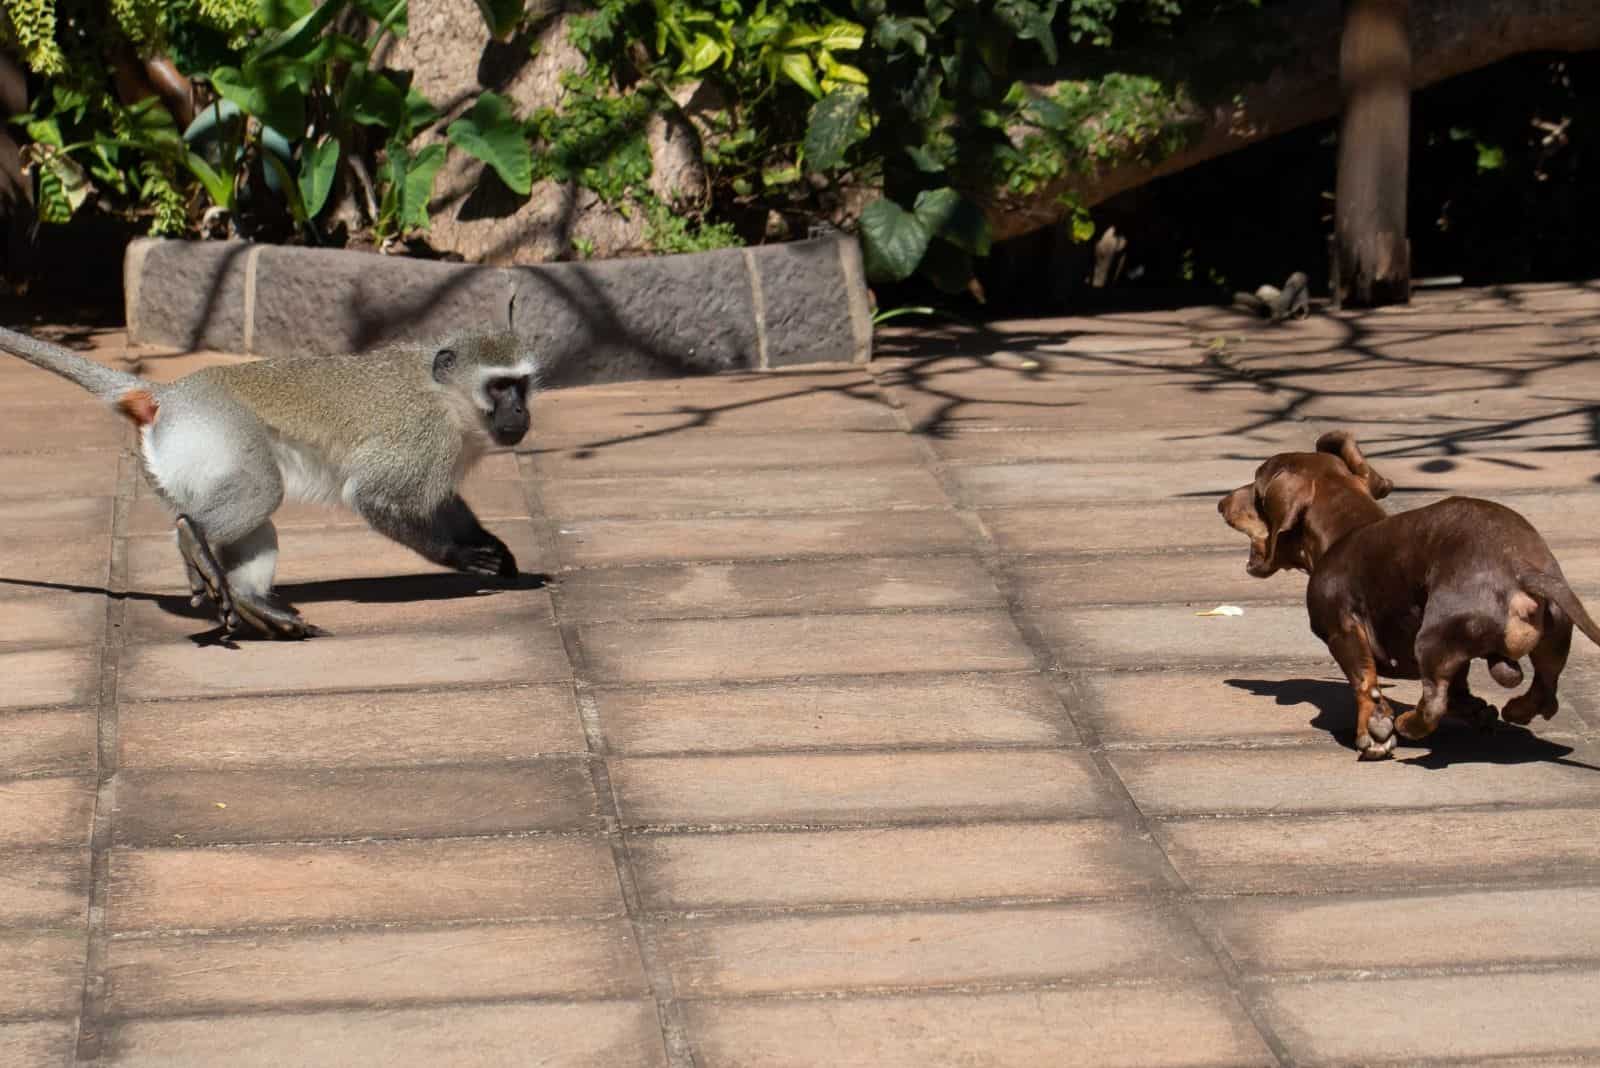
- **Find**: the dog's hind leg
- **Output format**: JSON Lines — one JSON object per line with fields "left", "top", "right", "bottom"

{"left": 1328, "top": 621, "right": 1396, "bottom": 760}
{"left": 1503, "top": 611, "right": 1572, "bottom": 726}
{"left": 1447, "top": 664, "right": 1499, "bottom": 732}
{"left": 1396, "top": 625, "right": 1472, "bottom": 743}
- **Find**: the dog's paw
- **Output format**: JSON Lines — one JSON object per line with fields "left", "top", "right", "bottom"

{"left": 1450, "top": 692, "right": 1499, "bottom": 732}
{"left": 1356, "top": 719, "right": 1396, "bottom": 760}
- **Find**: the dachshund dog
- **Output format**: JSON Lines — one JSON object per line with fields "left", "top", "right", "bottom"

{"left": 1218, "top": 431, "right": 1600, "bottom": 759}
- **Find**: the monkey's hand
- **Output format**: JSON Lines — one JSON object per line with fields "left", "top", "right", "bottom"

{"left": 450, "top": 536, "right": 519, "bottom": 580}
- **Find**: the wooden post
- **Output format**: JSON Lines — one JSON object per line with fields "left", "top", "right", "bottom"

{"left": 1334, "top": 0, "right": 1412, "bottom": 307}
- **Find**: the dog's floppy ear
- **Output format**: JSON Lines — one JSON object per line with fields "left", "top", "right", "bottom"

{"left": 1220, "top": 469, "right": 1307, "bottom": 577}
{"left": 1259, "top": 468, "right": 1311, "bottom": 573}
{"left": 1316, "top": 430, "right": 1393, "bottom": 499}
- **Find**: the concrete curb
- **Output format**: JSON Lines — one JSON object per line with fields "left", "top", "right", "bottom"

{"left": 124, "top": 236, "right": 873, "bottom": 385}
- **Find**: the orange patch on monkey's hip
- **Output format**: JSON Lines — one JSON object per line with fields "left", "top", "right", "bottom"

{"left": 116, "top": 389, "right": 160, "bottom": 427}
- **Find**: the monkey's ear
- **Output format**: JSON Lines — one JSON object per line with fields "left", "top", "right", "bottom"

{"left": 432, "top": 348, "right": 457, "bottom": 383}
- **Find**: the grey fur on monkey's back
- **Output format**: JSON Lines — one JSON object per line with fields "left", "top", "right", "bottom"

{"left": 188, "top": 331, "right": 527, "bottom": 449}
{"left": 164, "top": 331, "right": 530, "bottom": 504}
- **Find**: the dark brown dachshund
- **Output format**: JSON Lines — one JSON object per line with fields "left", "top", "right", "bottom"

{"left": 1219, "top": 431, "right": 1600, "bottom": 759}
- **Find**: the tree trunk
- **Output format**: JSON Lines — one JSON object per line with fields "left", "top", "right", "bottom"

{"left": 990, "top": 0, "right": 1600, "bottom": 243}
{"left": 1335, "top": 0, "right": 1412, "bottom": 307}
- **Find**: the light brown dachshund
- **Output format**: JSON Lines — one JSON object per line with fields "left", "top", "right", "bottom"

{"left": 1219, "top": 431, "right": 1600, "bottom": 759}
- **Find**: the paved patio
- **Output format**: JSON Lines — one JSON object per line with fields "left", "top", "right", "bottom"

{"left": 6, "top": 281, "right": 1600, "bottom": 1065}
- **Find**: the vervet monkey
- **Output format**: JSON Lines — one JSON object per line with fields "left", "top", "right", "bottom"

{"left": 0, "top": 324, "right": 536, "bottom": 639}
{"left": 1233, "top": 270, "right": 1310, "bottom": 323}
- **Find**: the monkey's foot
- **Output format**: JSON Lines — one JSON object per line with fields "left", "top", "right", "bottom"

{"left": 174, "top": 516, "right": 323, "bottom": 640}
{"left": 232, "top": 592, "right": 326, "bottom": 640}
{"left": 450, "top": 537, "right": 518, "bottom": 579}
{"left": 175, "top": 516, "right": 244, "bottom": 634}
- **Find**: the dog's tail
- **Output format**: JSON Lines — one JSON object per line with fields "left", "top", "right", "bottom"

{"left": 1522, "top": 571, "right": 1600, "bottom": 647}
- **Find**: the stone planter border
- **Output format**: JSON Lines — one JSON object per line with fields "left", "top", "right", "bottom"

{"left": 124, "top": 235, "right": 872, "bottom": 386}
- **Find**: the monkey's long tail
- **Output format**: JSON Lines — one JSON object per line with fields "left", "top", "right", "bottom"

{"left": 1522, "top": 571, "right": 1600, "bottom": 648}
{"left": 0, "top": 324, "right": 153, "bottom": 413}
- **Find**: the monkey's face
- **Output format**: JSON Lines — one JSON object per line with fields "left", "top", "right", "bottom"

{"left": 432, "top": 340, "right": 536, "bottom": 448}
{"left": 485, "top": 375, "right": 531, "bottom": 446}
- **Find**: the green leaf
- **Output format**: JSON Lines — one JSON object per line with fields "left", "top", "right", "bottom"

{"left": 904, "top": 143, "right": 946, "bottom": 173}
{"left": 819, "top": 53, "right": 869, "bottom": 87}
{"left": 778, "top": 52, "right": 822, "bottom": 98}
{"left": 180, "top": 150, "right": 235, "bottom": 210}
{"left": 761, "top": 162, "right": 801, "bottom": 187}
{"left": 679, "top": 33, "right": 723, "bottom": 74}
{"left": 815, "top": 20, "right": 865, "bottom": 51}
{"left": 401, "top": 142, "right": 446, "bottom": 229}
{"left": 873, "top": 16, "right": 927, "bottom": 56}
{"left": 25, "top": 117, "right": 63, "bottom": 148}
{"left": 446, "top": 91, "right": 532, "bottom": 195}
{"left": 212, "top": 64, "right": 307, "bottom": 138}
{"left": 472, "top": 0, "right": 524, "bottom": 39}
{"left": 913, "top": 187, "right": 990, "bottom": 256}
{"left": 349, "top": 68, "right": 408, "bottom": 128}
{"left": 1025, "top": 95, "right": 1071, "bottom": 131}
{"left": 251, "top": 0, "right": 349, "bottom": 65}
{"left": 803, "top": 88, "right": 867, "bottom": 171}
{"left": 994, "top": 0, "right": 1058, "bottom": 64}
{"left": 403, "top": 87, "right": 442, "bottom": 138}
{"left": 298, "top": 135, "right": 341, "bottom": 218}
{"left": 858, "top": 197, "right": 930, "bottom": 283}
{"left": 357, "top": 0, "right": 407, "bottom": 38}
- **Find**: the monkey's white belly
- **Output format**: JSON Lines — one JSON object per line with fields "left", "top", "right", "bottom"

{"left": 139, "top": 423, "right": 352, "bottom": 513}
{"left": 271, "top": 436, "right": 352, "bottom": 507}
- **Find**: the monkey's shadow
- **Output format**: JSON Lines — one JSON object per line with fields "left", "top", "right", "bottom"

{"left": 1224, "top": 677, "right": 1600, "bottom": 771}
{"left": 153, "top": 571, "right": 551, "bottom": 645}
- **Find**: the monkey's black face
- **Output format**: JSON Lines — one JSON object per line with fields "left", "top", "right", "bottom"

{"left": 486, "top": 377, "right": 530, "bottom": 446}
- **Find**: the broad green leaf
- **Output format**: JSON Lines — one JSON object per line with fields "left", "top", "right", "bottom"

{"left": 761, "top": 162, "right": 800, "bottom": 187}
{"left": 803, "top": 88, "right": 867, "bottom": 171}
{"left": 251, "top": 0, "right": 349, "bottom": 65}
{"left": 815, "top": 20, "right": 865, "bottom": 51}
{"left": 911, "top": 186, "right": 960, "bottom": 232}
{"left": 858, "top": 197, "right": 930, "bottom": 283}
{"left": 873, "top": 16, "right": 927, "bottom": 56}
{"left": 261, "top": 0, "right": 313, "bottom": 29}
{"left": 180, "top": 150, "right": 234, "bottom": 209}
{"left": 123, "top": 97, "right": 181, "bottom": 149}
{"left": 1025, "top": 95, "right": 1071, "bottom": 131}
{"left": 473, "top": 0, "right": 525, "bottom": 39}
{"left": 446, "top": 91, "right": 532, "bottom": 195}
{"left": 913, "top": 187, "right": 990, "bottom": 256}
{"left": 298, "top": 135, "right": 341, "bottom": 218}
{"left": 25, "top": 117, "right": 63, "bottom": 147}
{"left": 349, "top": 68, "right": 408, "bottom": 128}
{"left": 680, "top": 33, "right": 723, "bottom": 74}
{"left": 401, "top": 141, "right": 447, "bottom": 229}
{"left": 403, "top": 87, "right": 442, "bottom": 137}
{"left": 819, "top": 53, "right": 868, "bottom": 87}
{"left": 778, "top": 52, "right": 822, "bottom": 98}
{"left": 212, "top": 65, "right": 306, "bottom": 138}
{"left": 903, "top": 143, "right": 946, "bottom": 173}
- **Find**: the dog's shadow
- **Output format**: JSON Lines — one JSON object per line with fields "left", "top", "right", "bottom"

{"left": 1225, "top": 677, "right": 1600, "bottom": 771}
